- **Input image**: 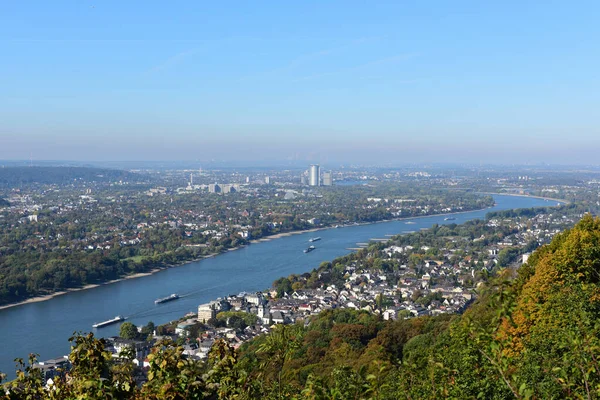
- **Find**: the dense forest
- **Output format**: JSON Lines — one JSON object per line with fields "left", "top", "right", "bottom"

{"left": 0, "top": 167, "right": 149, "bottom": 187}
{"left": 3, "top": 215, "right": 600, "bottom": 399}
{"left": 0, "top": 229, "right": 229, "bottom": 306}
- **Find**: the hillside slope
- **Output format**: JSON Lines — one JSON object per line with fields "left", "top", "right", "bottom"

{"left": 396, "top": 213, "right": 600, "bottom": 399}
{"left": 235, "top": 214, "right": 600, "bottom": 398}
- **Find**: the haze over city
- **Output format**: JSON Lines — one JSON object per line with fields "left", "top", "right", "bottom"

{"left": 2, "top": 1, "right": 599, "bottom": 164}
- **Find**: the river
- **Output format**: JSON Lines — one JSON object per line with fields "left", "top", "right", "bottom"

{"left": 0, "top": 194, "right": 555, "bottom": 377}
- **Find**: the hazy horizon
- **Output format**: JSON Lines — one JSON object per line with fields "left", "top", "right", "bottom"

{"left": 4, "top": 159, "right": 600, "bottom": 172}
{"left": 2, "top": 1, "right": 599, "bottom": 164}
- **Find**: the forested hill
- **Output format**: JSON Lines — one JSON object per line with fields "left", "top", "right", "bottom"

{"left": 0, "top": 167, "right": 149, "bottom": 187}
{"left": 0, "top": 198, "right": 8, "bottom": 207}
{"left": 378, "top": 212, "right": 600, "bottom": 399}
{"left": 228, "top": 214, "right": 600, "bottom": 398}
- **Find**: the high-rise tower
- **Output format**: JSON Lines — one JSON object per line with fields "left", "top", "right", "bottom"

{"left": 322, "top": 171, "right": 333, "bottom": 186}
{"left": 309, "top": 164, "right": 320, "bottom": 186}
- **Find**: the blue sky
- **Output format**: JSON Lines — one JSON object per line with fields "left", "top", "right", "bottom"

{"left": 1, "top": 1, "right": 599, "bottom": 164}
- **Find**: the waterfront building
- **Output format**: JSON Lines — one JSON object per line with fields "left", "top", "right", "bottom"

{"left": 197, "top": 299, "right": 230, "bottom": 322}
{"left": 245, "top": 292, "right": 264, "bottom": 306}
{"left": 309, "top": 165, "right": 320, "bottom": 186}
{"left": 33, "top": 357, "right": 71, "bottom": 381}
{"left": 198, "top": 303, "right": 216, "bottom": 322}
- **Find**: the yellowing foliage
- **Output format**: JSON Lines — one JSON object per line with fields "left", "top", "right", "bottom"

{"left": 499, "top": 214, "right": 600, "bottom": 356}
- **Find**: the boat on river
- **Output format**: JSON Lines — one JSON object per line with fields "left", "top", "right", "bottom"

{"left": 155, "top": 293, "right": 180, "bottom": 304}
{"left": 92, "top": 315, "right": 124, "bottom": 329}
{"left": 304, "top": 245, "right": 316, "bottom": 253}
{"left": 309, "top": 237, "right": 321, "bottom": 242}
{"left": 0, "top": 194, "right": 556, "bottom": 379}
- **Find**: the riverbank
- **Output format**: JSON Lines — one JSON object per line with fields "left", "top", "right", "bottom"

{"left": 0, "top": 194, "right": 559, "bottom": 380}
{"left": 249, "top": 227, "right": 323, "bottom": 243}
{"left": 249, "top": 205, "right": 501, "bottom": 244}
{"left": 477, "top": 192, "right": 569, "bottom": 204}
{"left": 0, "top": 197, "right": 541, "bottom": 311}
{"left": 0, "top": 270, "right": 160, "bottom": 311}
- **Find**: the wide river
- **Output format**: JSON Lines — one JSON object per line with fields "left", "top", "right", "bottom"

{"left": 0, "top": 194, "right": 554, "bottom": 377}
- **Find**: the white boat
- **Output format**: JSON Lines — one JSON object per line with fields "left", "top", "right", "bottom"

{"left": 304, "top": 245, "right": 316, "bottom": 253}
{"left": 155, "top": 293, "right": 180, "bottom": 304}
{"left": 93, "top": 315, "right": 124, "bottom": 329}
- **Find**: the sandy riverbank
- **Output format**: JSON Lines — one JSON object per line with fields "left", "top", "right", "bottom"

{"left": 0, "top": 270, "right": 161, "bottom": 311}
{"left": 478, "top": 192, "right": 569, "bottom": 204}
{"left": 0, "top": 248, "right": 241, "bottom": 311}
{"left": 249, "top": 227, "right": 323, "bottom": 243}
{"left": 0, "top": 226, "right": 334, "bottom": 311}
{"left": 0, "top": 195, "right": 560, "bottom": 311}
{"left": 0, "top": 204, "right": 504, "bottom": 311}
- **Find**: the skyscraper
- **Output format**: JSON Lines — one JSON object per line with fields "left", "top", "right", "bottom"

{"left": 309, "top": 164, "right": 320, "bottom": 186}
{"left": 322, "top": 171, "right": 333, "bottom": 186}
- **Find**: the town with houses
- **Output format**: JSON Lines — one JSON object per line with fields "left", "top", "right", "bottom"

{"left": 0, "top": 172, "right": 492, "bottom": 258}
{"left": 30, "top": 203, "right": 581, "bottom": 383}
{"left": 2, "top": 164, "right": 598, "bottom": 385}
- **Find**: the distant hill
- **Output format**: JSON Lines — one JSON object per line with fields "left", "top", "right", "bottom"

{"left": 0, "top": 166, "right": 150, "bottom": 187}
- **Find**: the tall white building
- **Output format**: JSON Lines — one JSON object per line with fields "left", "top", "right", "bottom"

{"left": 322, "top": 171, "right": 333, "bottom": 186}
{"left": 309, "top": 164, "right": 320, "bottom": 186}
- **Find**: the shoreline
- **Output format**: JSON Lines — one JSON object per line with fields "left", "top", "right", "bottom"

{"left": 0, "top": 253, "right": 220, "bottom": 312}
{"left": 0, "top": 207, "right": 491, "bottom": 311}
{"left": 477, "top": 192, "right": 569, "bottom": 204}
{"left": 0, "top": 195, "right": 556, "bottom": 311}
{"left": 0, "top": 270, "right": 160, "bottom": 311}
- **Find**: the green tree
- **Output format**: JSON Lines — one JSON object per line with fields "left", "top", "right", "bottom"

{"left": 228, "top": 315, "right": 247, "bottom": 331}
{"left": 141, "top": 321, "right": 155, "bottom": 339}
{"left": 119, "top": 321, "right": 138, "bottom": 340}
{"left": 66, "top": 332, "right": 135, "bottom": 399}
{"left": 139, "top": 338, "right": 207, "bottom": 400}
{"left": 257, "top": 324, "right": 304, "bottom": 398}
{"left": 274, "top": 277, "right": 293, "bottom": 298}
{"left": 3, "top": 354, "right": 46, "bottom": 399}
